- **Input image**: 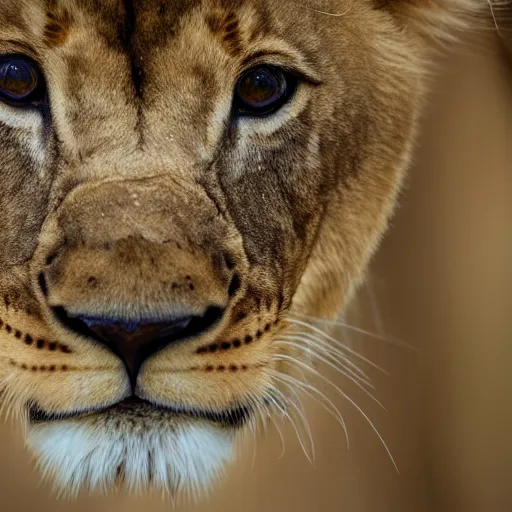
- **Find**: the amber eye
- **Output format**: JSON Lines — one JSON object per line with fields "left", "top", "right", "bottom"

{"left": 0, "top": 55, "right": 45, "bottom": 106}
{"left": 235, "top": 66, "right": 295, "bottom": 116}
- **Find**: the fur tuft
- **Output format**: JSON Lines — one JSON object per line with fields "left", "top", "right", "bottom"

{"left": 387, "top": 0, "right": 489, "bottom": 43}
{"left": 26, "top": 418, "right": 234, "bottom": 500}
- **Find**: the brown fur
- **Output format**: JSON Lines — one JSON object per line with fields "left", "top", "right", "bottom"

{"left": 0, "top": 0, "right": 489, "bottom": 497}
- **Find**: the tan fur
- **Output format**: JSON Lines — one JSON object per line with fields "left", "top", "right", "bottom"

{"left": 0, "top": 0, "right": 490, "bottom": 498}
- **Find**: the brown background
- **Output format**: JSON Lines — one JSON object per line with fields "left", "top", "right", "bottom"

{"left": 0, "top": 37, "right": 511, "bottom": 512}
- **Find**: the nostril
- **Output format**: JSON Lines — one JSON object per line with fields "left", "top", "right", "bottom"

{"left": 53, "top": 306, "right": 223, "bottom": 346}
{"left": 80, "top": 317, "right": 147, "bottom": 333}
{"left": 228, "top": 273, "right": 241, "bottom": 297}
{"left": 51, "top": 305, "right": 224, "bottom": 382}
{"left": 38, "top": 272, "right": 48, "bottom": 297}
{"left": 45, "top": 241, "right": 66, "bottom": 266}
{"left": 45, "top": 253, "right": 58, "bottom": 266}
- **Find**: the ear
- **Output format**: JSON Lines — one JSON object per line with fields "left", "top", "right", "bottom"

{"left": 383, "top": 0, "right": 487, "bottom": 43}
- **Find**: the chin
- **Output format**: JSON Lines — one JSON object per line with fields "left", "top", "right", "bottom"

{"left": 25, "top": 401, "right": 238, "bottom": 498}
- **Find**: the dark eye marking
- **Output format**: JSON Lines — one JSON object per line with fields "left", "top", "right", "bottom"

{"left": 44, "top": 9, "right": 72, "bottom": 48}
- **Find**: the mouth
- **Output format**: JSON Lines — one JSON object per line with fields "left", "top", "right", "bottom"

{"left": 28, "top": 396, "right": 250, "bottom": 428}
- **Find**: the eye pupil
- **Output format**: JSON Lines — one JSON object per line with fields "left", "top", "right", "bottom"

{"left": 239, "top": 69, "right": 281, "bottom": 106}
{"left": 236, "top": 66, "right": 291, "bottom": 115}
{"left": 0, "top": 56, "right": 42, "bottom": 104}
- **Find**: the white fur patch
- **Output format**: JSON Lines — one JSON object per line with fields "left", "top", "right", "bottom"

{"left": 26, "top": 415, "right": 234, "bottom": 499}
{"left": 0, "top": 105, "right": 47, "bottom": 167}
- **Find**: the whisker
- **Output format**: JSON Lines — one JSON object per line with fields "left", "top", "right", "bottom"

{"left": 273, "top": 354, "right": 398, "bottom": 472}
{"left": 265, "top": 390, "right": 314, "bottom": 464}
{"left": 285, "top": 318, "right": 390, "bottom": 375}
{"left": 278, "top": 332, "right": 374, "bottom": 385}
{"left": 276, "top": 336, "right": 374, "bottom": 389}
{"left": 275, "top": 389, "right": 315, "bottom": 465}
{"left": 303, "top": 5, "right": 352, "bottom": 17}
{"left": 240, "top": 394, "right": 267, "bottom": 468}
{"left": 269, "top": 384, "right": 316, "bottom": 464}
{"left": 269, "top": 369, "right": 350, "bottom": 449}
{"left": 290, "top": 312, "right": 414, "bottom": 350}
{"left": 275, "top": 339, "right": 384, "bottom": 409}
{"left": 488, "top": 0, "right": 503, "bottom": 36}
{"left": 365, "top": 277, "right": 386, "bottom": 338}
{"left": 262, "top": 394, "right": 287, "bottom": 459}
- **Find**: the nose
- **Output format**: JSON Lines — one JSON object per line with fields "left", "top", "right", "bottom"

{"left": 54, "top": 306, "right": 223, "bottom": 382}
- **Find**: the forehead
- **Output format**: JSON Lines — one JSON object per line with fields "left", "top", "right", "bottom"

{"left": 0, "top": 0, "right": 296, "bottom": 58}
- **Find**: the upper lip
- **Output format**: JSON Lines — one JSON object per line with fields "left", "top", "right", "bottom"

{"left": 28, "top": 396, "right": 250, "bottom": 428}
{"left": 51, "top": 305, "right": 225, "bottom": 387}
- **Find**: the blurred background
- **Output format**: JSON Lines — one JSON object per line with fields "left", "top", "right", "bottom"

{"left": 1, "top": 29, "right": 511, "bottom": 512}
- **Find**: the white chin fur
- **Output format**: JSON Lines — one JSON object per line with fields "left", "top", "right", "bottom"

{"left": 26, "top": 416, "right": 234, "bottom": 499}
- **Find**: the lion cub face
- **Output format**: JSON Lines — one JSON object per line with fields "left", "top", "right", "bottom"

{"left": 0, "top": 0, "right": 478, "bottom": 498}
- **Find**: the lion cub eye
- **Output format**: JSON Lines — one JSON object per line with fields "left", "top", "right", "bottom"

{"left": 234, "top": 66, "right": 297, "bottom": 116}
{"left": 0, "top": 55, "right": 46, "bottom": 106}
